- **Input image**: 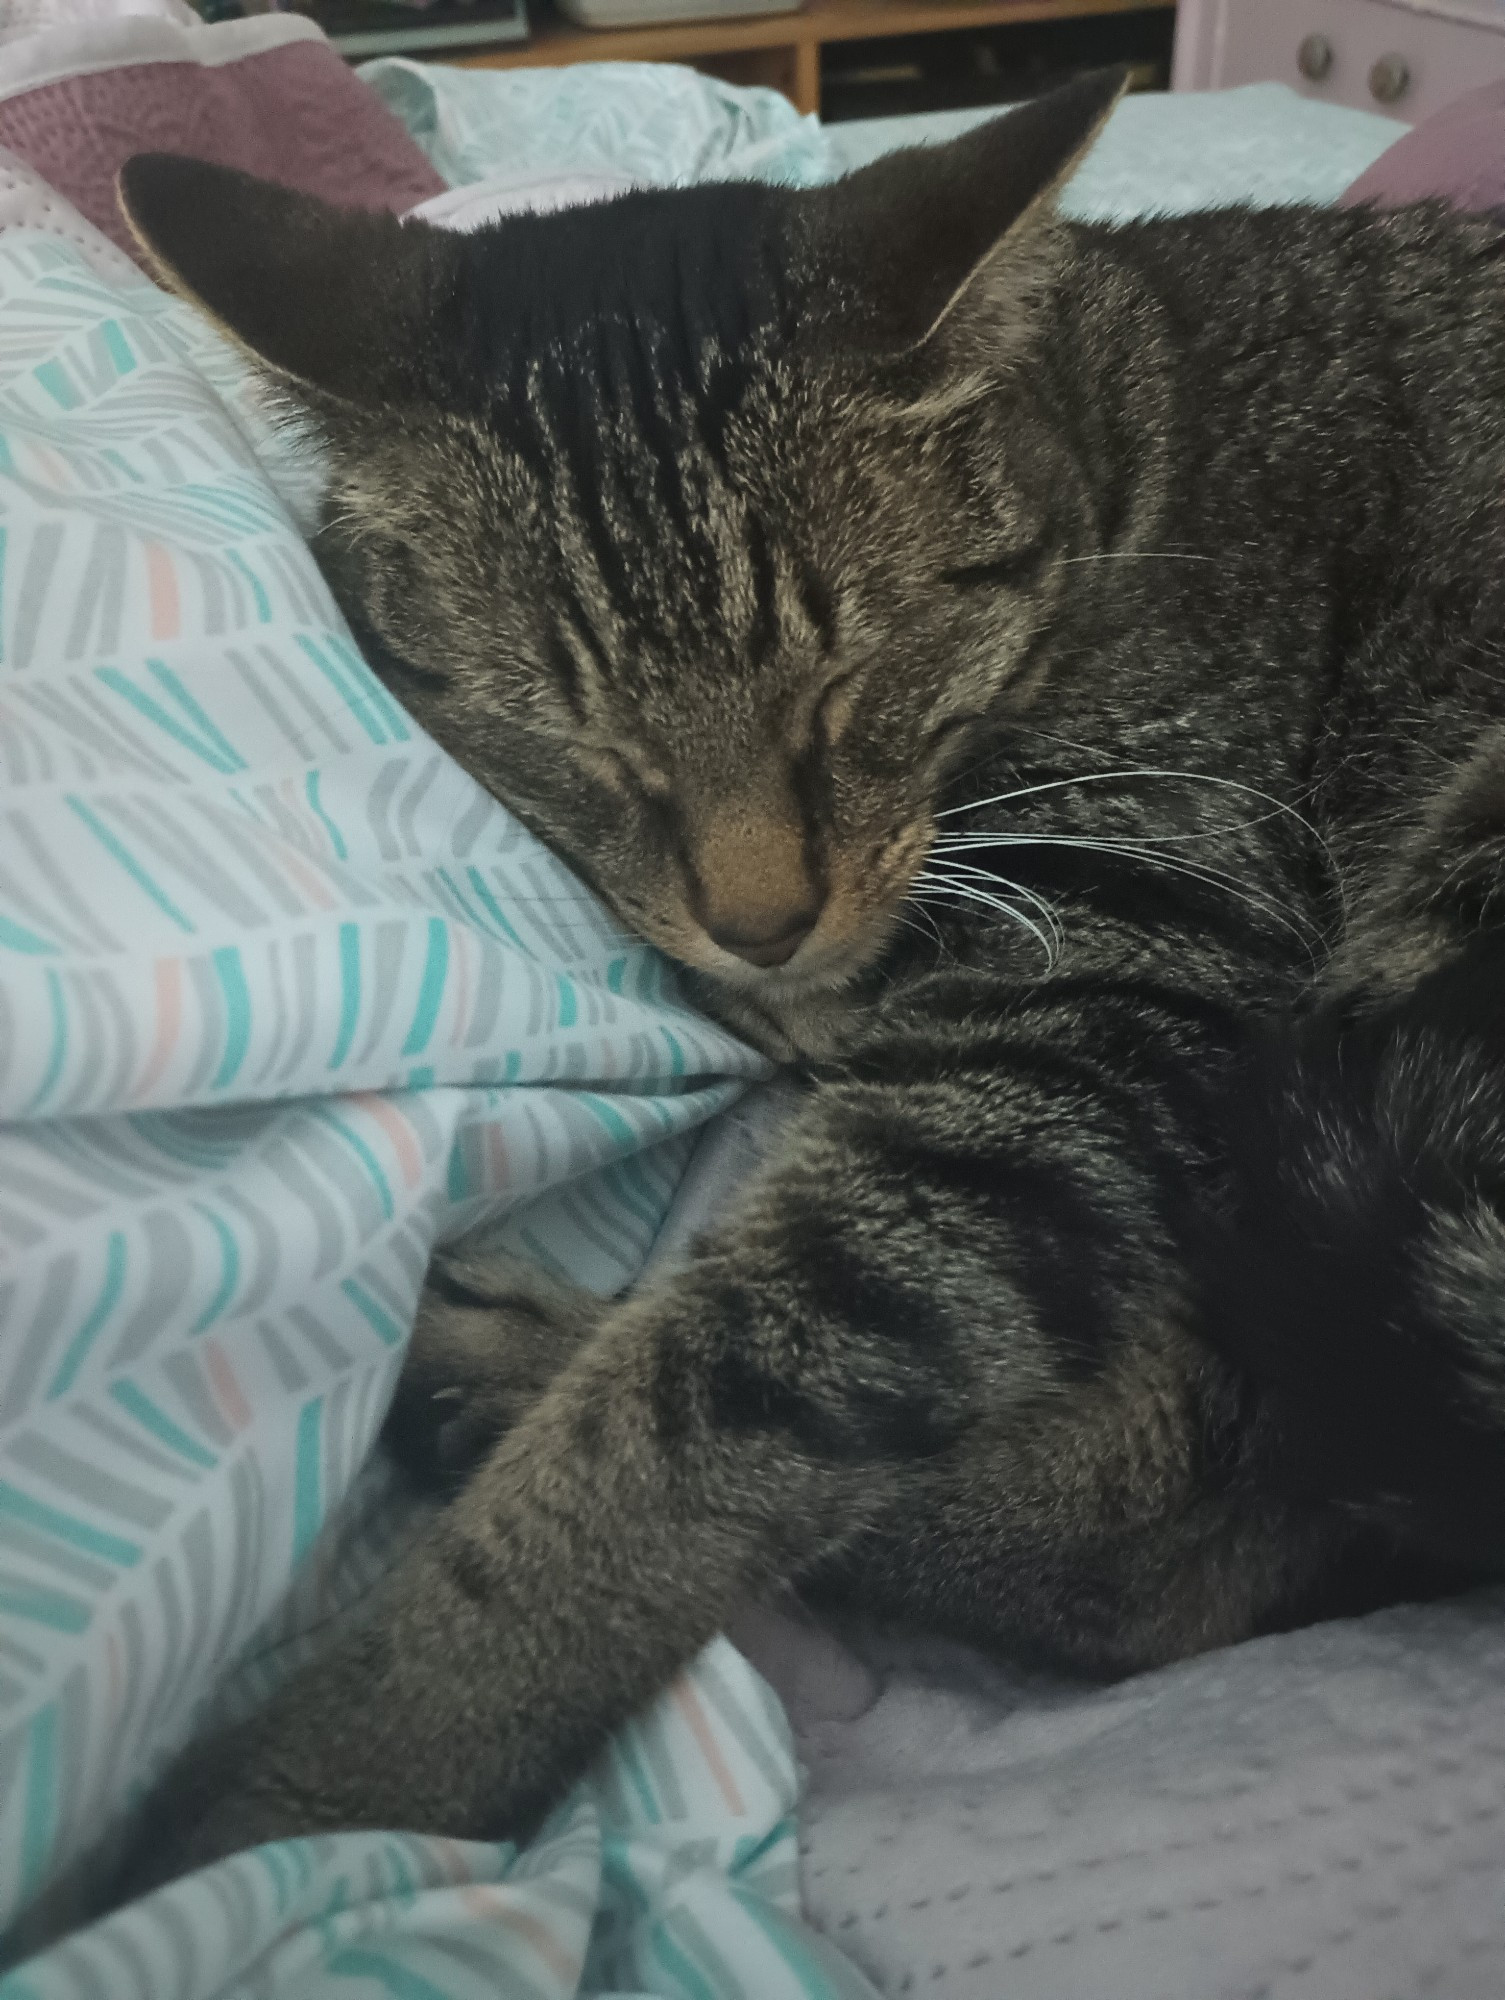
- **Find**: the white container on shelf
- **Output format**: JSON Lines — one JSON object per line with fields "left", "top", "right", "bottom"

{"left": 556, "top": 0, "right": 801, "bottom": 29}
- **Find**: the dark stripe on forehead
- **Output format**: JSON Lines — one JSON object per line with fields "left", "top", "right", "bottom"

{"left": 548, "top": 376, "right": 636, "bottom": 612}
{"left": 544, "top": 629, "right": 591, "bottom": 724}
{"left": 547, "top": 552, "right": 628, "bottom": 703}
{"left": 459, "top": 182, "right": 808, "bottom": 651}
{"left": 613, "top": 318, "right": 700, "bottom": 560}
{"left": 544, "top": 326, "right": 749, "bottom": 642}
{"left": 746, "top": 514, "right": 780, "bottom": 665}
{"left": 555, "top": 581, "right": 616, "bottom": 687}
{"left": 691, "top": 345, "right": 755, "bottom": 478}
{"left": 459, "top": 181, "right": 796, "bottom": 394}
{"left": 505, "top": 365, "right": 569, "bottom": 498}
{"left": 798, "top": 565, "right": 838, "bottom": 655}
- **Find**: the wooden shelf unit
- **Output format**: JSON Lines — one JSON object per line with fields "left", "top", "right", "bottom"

{"left": 448, "top": 0, "right": 1170, "bottom": 117}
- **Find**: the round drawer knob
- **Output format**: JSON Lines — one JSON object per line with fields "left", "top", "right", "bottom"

{"left": 1369, "top": 52, "right": 1411, "bottom": 102}
{"left": 1297, "top": 32, "right": 1334, "bottom": 81}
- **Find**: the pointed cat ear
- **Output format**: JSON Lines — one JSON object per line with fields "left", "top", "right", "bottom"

{"left": 815, "top": 66, "right": 1125, "bottom": 349}
{"left": 116, "top": 155, "right": 462, "bottom": 407}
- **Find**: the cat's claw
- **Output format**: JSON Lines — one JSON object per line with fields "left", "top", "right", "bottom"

{"left": 384, "top": 1248, "right": 608, "bottom": 1486}
{"left": 382, "top": 1360, "right": 498, "bottom": 1487}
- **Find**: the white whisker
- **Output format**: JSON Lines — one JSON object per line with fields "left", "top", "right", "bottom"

{"left": 1008, "top": 835, "right": 1322, "bottom": 965}
{"left": 938, "top": 767, "right": 1318, "bottom": 841}
{"left": 1057, "top": 552, "right": 1217, "bottom": 565}
{"left": 922, "top": 817, "right": 1332, "bottom": 971}
{"left": 935, "top": 804, "right": 1293, "bottom": 849}
{"left": 921, "top": 859, "right": 1065, "bottom": 955}
{"left": 890, "top": 913, "right": 954, "bottom": 968}
{"left": 935, "top": 764, "right": 1346, "bottom": 925}
{"left": 922, "top": 885, "right": 1055, "bottom": 965}
{"left": 914, "top": 872, "right": 1058, "bottom": 966}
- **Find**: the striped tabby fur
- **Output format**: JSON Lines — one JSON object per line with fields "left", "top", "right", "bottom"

{"left": 113, "top": 69, "right": 1505, "bottom": 1873}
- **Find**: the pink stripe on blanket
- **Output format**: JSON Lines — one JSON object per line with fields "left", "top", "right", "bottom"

{"left": 0, "top": 35, "right": 443, "bottom": 261}
{"left": 143, "top": 540, "right": 179, "bottom": 640}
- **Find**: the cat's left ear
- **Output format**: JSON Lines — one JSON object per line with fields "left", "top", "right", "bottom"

{"left": 813, "top": 66, "right": 1126, "bottom": 352}
{"left": 116, "top": 155, "right": 464, "bottom": 408}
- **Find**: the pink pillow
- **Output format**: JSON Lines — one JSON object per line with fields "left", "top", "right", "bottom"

{"left": 0, "top": 14, "right": 443, "bottom": 261}
{"left": 1344, "top": 79, "right": 1505, "bottom": 209}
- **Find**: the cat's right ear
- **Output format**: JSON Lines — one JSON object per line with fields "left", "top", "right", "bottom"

{"left": 814, "top": 67, "right": 1125, "bottom": 353}
{"left": 117, "top": 156, "right": 462, "bottom": 408}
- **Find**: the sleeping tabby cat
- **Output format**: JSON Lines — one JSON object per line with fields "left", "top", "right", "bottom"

{"left": 116, "top": 69, "right": 1505, "bottom": 1875}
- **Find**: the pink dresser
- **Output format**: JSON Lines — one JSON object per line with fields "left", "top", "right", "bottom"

{"left": 1173, "top": 0, "right": 1505, "bottom": 120}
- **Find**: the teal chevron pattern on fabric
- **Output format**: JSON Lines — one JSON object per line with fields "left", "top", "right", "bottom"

{"left": 0, "top": 195, "right": 883, "bottom": 1998}
{"left": 2, "top": 1640, "right": 877, "bottom": 2000}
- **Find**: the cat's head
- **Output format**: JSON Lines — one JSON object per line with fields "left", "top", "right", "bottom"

{"left": 118, "top": 71, "right": 1119, "bottom": 998}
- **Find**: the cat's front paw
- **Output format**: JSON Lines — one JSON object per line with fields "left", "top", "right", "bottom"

{"left": 385, "top": 1248, "right": 605, "bottom": 1485}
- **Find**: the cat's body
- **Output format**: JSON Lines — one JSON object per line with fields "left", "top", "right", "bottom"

{"left": 111, "top": 75, "right": 1505, "bottom": 1876}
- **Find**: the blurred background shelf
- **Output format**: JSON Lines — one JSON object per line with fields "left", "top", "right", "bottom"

{"left": 318, "top": 0, "right": 1175, "bottom": 118}
{"left": 312, "top": 0, "right": 529, "bottom": 56}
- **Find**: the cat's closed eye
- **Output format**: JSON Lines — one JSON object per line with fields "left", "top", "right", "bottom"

{"left": 940, "top": 540, "right": 1049, "bottom": 593}
{"left": 578, "top": 745, "right": 672, "bottom": 801}
{"left": 925, "top": 712, "right": 988, "bottom": 755}
{"left": 810, "top": 672, "right": 858, "bottom": 749}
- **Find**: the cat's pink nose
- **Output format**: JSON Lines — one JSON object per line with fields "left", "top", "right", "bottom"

{"left": 708, "top": 906, "right": 820, "bottom": 968}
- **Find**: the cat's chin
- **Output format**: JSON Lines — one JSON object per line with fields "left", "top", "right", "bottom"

{"left": 706, "top": 939, "right": 875, "bottom": 1007}
{"left": 647, "top": 889, "right": 915, "bottom": 1056}
{"left": 679, "top": 941, "right": 886, "bottom": 1064}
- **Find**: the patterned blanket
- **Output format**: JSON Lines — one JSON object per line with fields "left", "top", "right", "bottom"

{"left": 0, "top": 17, "right": 879, "bottom": 1998}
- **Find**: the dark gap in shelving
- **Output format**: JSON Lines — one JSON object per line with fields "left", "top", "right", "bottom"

{"left": 820, "top": 7, "right": 1174, "bottom": 123}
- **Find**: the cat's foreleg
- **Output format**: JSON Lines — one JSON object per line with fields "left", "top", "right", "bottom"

{"left": 129, "top": 959, "right": 1251, "bottom": 1889}
{"left": 127, "top": 1120, "right": 967, "bottom": 1882}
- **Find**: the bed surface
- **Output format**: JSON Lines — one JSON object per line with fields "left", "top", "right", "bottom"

{"left": 829, "top": 88, "right": 1404, "bottom": 211}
